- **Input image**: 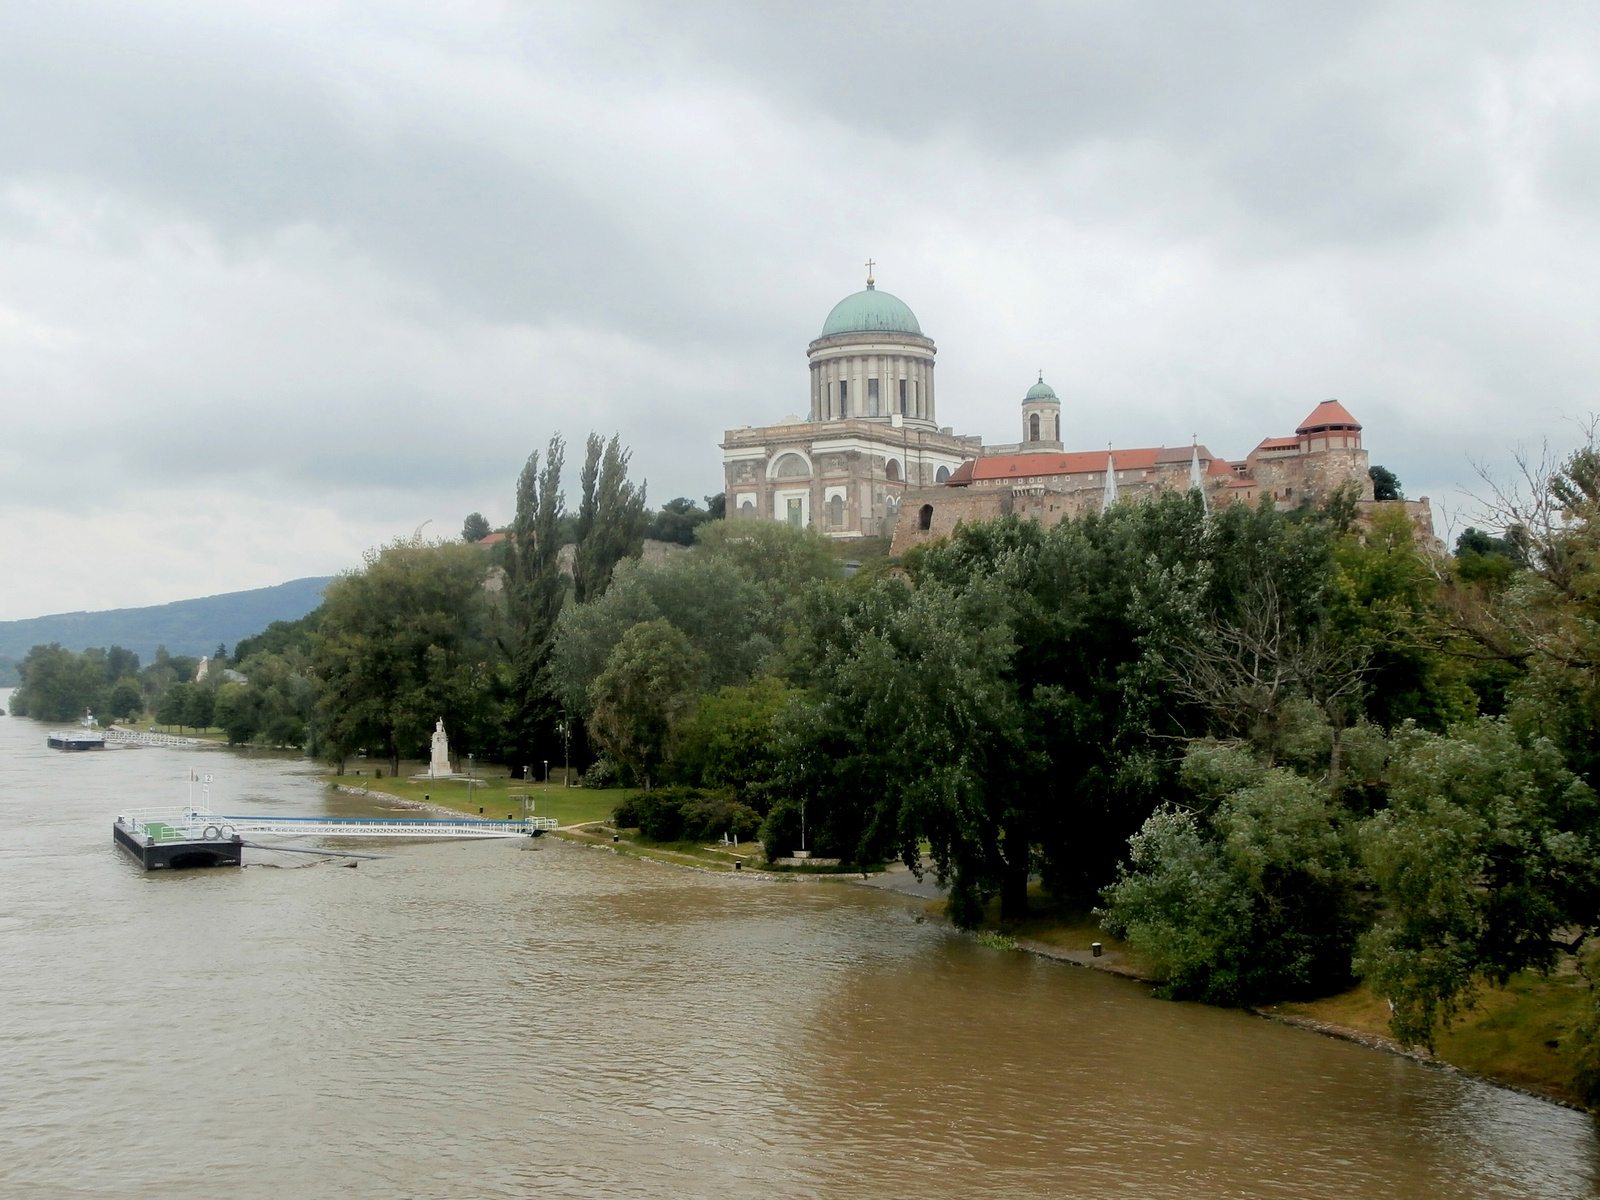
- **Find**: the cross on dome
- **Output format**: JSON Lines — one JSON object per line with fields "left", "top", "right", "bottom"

{"left": 865, "top": 258, "right": 875, "bottom": 288}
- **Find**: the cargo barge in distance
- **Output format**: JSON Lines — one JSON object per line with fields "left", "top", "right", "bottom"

{"left": 48, "top": 730, "right": 106, "bottom": 751}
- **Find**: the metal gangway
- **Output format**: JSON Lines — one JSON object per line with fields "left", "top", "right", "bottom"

{"left": 118, "top": 806, "right": 557, "bottom": 845}
{"left": 106, "top": 729, "right": 206, "bottom": 748}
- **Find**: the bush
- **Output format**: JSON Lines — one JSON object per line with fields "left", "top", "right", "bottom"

{"left": 632, "top": 787, "right": 696, "bottom": 841}
{"left": 614, "top": 787, "right": 760, "bottom": 843}
{"left": 1099, "top": 755, "right": 1361, "bottom": 1006}
{"left": 679, "top": 791, "right": 760, "bottom": 841}
{"left": 581, "top": 758, "right": 619, "bottom": 788}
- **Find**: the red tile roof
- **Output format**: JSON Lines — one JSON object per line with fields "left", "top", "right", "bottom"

{"left": 477, "top": 531, "right": 508, "bottom": 545}
{"left": 1296, "top": 399, "right": 1361, "bottom": 433}
{"left": 952, "top": 446, "right": 1220, "bottom": 483}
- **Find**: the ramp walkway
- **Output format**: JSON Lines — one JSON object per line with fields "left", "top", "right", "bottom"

{"left": 117, "top": 806, "right": 556, "bottom": 845}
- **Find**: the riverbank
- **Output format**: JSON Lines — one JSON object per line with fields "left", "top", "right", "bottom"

{"left": 969, "top": 890, "right": 1593, "bottom": 1111}
{"left": 1261, "top": 972, "right": 1593, "bottom": 1110}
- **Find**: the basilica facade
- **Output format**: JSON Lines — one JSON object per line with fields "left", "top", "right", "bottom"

{"left": 720, "top": 271, "right": 978, "bottom": 539}
{"left": 721, "top": 275, "right": 1429, "bottom": 553}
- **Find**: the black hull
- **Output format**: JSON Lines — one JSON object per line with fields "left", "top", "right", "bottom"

{"left": 114, "top": 822, "right": 243, "bottom": 870}
{"left": 49, "top": 736, "right": 105, "bottom": 751}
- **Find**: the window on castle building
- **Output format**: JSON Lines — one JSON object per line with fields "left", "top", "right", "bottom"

{"left": 829, "top": 494, "right": 843, "bottom": 527}
{"left": 919, "top": 504, "right": 934, "bottom": 531}
{"left": 786, "top": 498, "right": 803, "bottom": 528}
{"left": 1029, "top": 413, "right": 1041, "bottom": 442}
{"left": 838, "top": 380, "right": 848, "bottom": 417}
{"left": 935, "top": 466, "right": 950, "bottom": 483}
{"left": 899, "top": 379, "right": 908, "bottom": 415}
{"left": 885, "top": 459, "right": 901, "bottom": 481}
{"left": 868, "top": 378, "right": 879, "bottom": 415}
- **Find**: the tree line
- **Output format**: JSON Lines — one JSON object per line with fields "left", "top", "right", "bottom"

{"left": 14, "top": 424, "right": 1600, "bottom": 1098}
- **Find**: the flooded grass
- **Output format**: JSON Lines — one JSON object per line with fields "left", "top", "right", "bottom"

{"left": 1270, "top": 972, "right": 1593, "bottom": 1107}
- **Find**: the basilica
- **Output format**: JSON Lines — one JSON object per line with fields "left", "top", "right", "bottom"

{"left": 721, "top": 272, "right": 1431, "bottom": 554}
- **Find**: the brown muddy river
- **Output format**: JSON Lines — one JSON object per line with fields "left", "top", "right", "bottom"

{"left": 1, "top": 691, "right": 1597, "bottom": 1197}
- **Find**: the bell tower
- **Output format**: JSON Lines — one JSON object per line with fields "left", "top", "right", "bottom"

{"left": 1021, "top": 373, "right": 1062, "bottom": 448}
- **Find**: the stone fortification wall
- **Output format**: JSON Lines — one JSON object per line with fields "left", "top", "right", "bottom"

{"left": 1248, "top": 447, "right": 1373, "bottom": 505}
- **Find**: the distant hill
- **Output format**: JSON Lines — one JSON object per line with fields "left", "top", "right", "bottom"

{"left": 0, "top": 577, "right": 334, "bottom": 663}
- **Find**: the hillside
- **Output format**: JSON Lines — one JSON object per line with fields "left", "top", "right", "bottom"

{"left": 0, "top": 577, "right": 333, "bottom": 664}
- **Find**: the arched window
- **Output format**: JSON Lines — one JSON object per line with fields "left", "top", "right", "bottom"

{"left": 828, "top": 494, "right": 844, "bottom": 528}
{"left": 1029, "top": 413, "right": 1041, "bottom": 442}
{"left": 935, "top": 466, "right": 950, "bottom": 483}
{"left": 772, "top": 453, "right": 809, "bottom": 479}
{"left": 918, "top": 504, "right": 934, "bottom": 531}
{"left": 885, "top": 459, "right": 901, "bottom": 482}
{"left": 739, "top": 499, "right": 754, "bottom": 518}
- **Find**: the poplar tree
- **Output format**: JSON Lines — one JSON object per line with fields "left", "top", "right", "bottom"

{"left": 502, "top": 435, "right": 568, "bottom": 773}
{"left": 573, "top": 434, "right": 649, "bottom": 603}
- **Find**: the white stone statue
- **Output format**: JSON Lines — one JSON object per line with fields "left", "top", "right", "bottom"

{"left": 430, "top": 718, "right": 451, "bottom": 778}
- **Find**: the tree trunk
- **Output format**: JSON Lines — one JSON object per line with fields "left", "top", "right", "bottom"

{"left": 999, "top": 818, "right": 1030, "bottom": 922}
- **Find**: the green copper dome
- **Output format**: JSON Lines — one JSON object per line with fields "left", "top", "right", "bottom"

{"left": 820, "top": 283, "right": 923, "bottom": 337}
{"left": 1025, "top": 375, "right": 1057, "bottom": 401}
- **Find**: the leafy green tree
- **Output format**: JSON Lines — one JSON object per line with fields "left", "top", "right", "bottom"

{"left": 551, "top": 521, "right": 835, "bottom": 730}
{"left": 105, "top": 646, "right": 141, "bottom": 680}
{"left": 214, "top": 652, "right": 316, "bottom": 746}
{"left": 673, "top": 677, "right": 795, "bottom": 808}
{"left": 1331, "top": 503, "right": 1475, "bottom": 733}
{"left": 573, "top": 433, "right": 649, "bottom": 603}
{"left": 587, "top": 619, "right": 703, "bottom": 787}
{"left": 1369, "top": 465, "right": 1403, "bottom": 500}
{"left": 1099, "top": 744, "right": 1362, "bottom": 1005}
{"left": 767, "top": 574, "right": 1026, "bottom": 918}
{"left": 462, "top": 512, "right": 492, "bottom": 543}
{"left": 140, "top": 647, "right": 200, "bottom": 701}
{"left": 183, "top": 684, "right": 216, "bottom": 731}
{"left": 1355, "top": 717, "right": 1600, "bottom": 1049}
{"left": 647, "top": 497, "right": 712, "bottom": 546}
{"left": 105, "top": 678, "right": 144, "bottom": 721}
{"left": 233, "top": 612, "right": 321, "bottom": 662}
{"left": 9, "top": 644, "right": 108, "bottom": 721}
{"left": 156, "top": 681, "right": 192, "bottom": 729}
{"left": 313, "top": 538, "right": 503, "bottom": 775}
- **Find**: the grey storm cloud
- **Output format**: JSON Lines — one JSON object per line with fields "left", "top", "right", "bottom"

{"left": 2, "top": 0, "right": 1600, "bottom": 617}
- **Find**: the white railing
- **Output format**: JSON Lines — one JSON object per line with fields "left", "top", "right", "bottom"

{"left": 105, "top": 729, "right": 205, "bottom": 747}
{"left": 115, "top": 807, "right": 555, "bottom": 842}
{"left": 217, "top": 813, "right": 557, "bottom": 838}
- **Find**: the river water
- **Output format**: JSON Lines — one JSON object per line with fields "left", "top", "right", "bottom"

{"left": 1, "top": 693, "right": 1597, "bottom": 1198}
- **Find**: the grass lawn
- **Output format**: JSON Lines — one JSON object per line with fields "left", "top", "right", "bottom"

{"left": 321, "top": 772, "right": 626, "bottom": 827}
{"left": 1267, "top": 969, "right": 1593, "bottom": 1107}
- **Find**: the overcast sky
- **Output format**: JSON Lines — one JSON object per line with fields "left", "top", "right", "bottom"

{"left": 3, "top": 1, "right": 1599, "bottom": 619}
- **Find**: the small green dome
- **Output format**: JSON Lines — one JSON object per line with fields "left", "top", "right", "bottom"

{"left": 820, "top": 284, "right": 922, "bottom": 338}
{"left": 1025, "top": 374, "right": 1058, "bottom": 401}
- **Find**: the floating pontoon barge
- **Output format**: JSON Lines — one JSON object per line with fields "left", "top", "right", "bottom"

{"left": 48, "top": 731, "right": 106, "bottom": 751}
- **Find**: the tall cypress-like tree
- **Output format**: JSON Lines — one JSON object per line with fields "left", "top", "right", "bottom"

{"left": 573, "top": 434, "right": 649, "bottom": 603}
{"left": 503, "top": 436, "right": 568, "bottom": 775}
